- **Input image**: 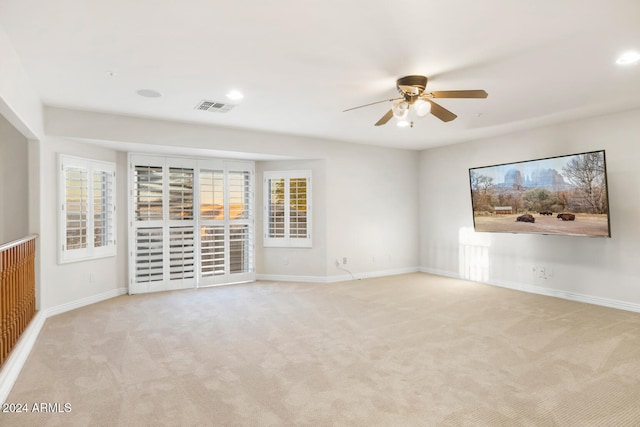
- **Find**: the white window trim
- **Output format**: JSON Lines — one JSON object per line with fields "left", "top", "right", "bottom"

{"left": 58, "top": 154, "right": 117, "bottom": 264}
{"left": 263, "top": 170, "right": 312, "bottom": 248}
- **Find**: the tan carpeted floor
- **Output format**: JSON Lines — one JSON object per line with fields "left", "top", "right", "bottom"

{"left": 3, "top": 273, "right": 640, "bottom": 426}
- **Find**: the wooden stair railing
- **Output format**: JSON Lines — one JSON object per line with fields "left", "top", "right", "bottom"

{"left": 0, "top": 235, "right": 37, "bottom": 367}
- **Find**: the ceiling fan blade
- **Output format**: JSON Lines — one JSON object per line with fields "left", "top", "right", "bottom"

{"left": 430, "top": 90, "right": 488, "bottom": 99}
{"left": 343, "top": 97, "right": 402, "bottom": 112}
{"left": 427, "top": 100, "right": 457, "bottom": 122}
{"left": 374, "top": 109, "right": 394, "bottom": 126}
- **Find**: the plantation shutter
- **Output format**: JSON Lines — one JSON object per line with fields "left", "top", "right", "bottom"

{"left": 129, "top": 155, "right": 254, "bottom": 293}
{"left": 200, "top": 168, "right": 225, "bottom": 279}
{"left": 93, "top": 168, "right": 116, "bottom": 252}
{"left": 289, "top": 177, "right": 308, "bottom": 239}
{"left": 135, "top": 227, "right": 164, "bottom": 283}
{"left": 134, "top": 165, "right": 163, "bottom": 221}
{"left": 169, "top": 226, "right": 195, "bottom": 280}
{"left": 200, "top": 225, "right": 225, "bottom": 277}
{"left": 267, "top": 177, "right": 285, "bottom": 239}
{"left": 198, "top": 161, "right": 255, "bottom": 286}
{"left": 59, "top": 155, "right": 116, "bottom": 263}
{"left": 169, "top": 167, "right": 194, "bottom": 220}
{"left": 131, "top": 157, "right": 167, "bottom": 292}
{"left": 168, "top": 163, "right": 195, "bottom": 288}
{"left": 65, "top": 166, "right": 88, "bottom": 251}
{"left": 228, "top": 169, "right": 253, "bottom": 275}
{"left": 263, "top": 171, "right": 312, "bottom": 248}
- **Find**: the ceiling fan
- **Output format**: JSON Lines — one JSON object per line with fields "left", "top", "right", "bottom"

{"left": 344, "top": 75, "right": 488, "bottom": 127}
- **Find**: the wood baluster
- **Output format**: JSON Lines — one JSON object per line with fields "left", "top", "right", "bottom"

{"left": 0, "top": 236, "right": 37, "bottom": 367}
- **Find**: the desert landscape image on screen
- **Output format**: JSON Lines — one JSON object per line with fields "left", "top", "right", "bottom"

{"left": 469, "top": 150, "right": 610, "bottom": 237}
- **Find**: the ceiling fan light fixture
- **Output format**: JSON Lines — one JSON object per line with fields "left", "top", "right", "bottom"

{"left": 413, "top": 99, "right": 431, "bottom": 117}
{"left": 342, "top": 74, "right": 487, "bottom": 127}
{"left": 392, "top": 101, "right": 409, "bottom": 119}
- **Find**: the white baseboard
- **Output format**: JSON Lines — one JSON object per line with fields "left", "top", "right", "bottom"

{"left": 46, "top": 287, "right": 127, "bottom": 317}
{"left": 419, "top": 267, "right": 640, "bottom": 313}
{"left": 418, "top": 266, "right": 459, "bottom": 279}
{"left": 350, "top": 267, "right": 420, "bottom": 281}
{"left": 257, "top": 267, "right": 420, "bottom": 283}
{"left": 256, "top": 274, "right": 336, "bottom": 283}
{"left": 0, "top": 287, "right": 127, "bottom": 404}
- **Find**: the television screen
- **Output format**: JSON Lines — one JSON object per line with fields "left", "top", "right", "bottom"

{"left": 469, "top": 150, "right": 611, "bottom": 237}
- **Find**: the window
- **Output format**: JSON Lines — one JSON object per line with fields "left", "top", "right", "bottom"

{"left": 263, "top": 171, "right": 312, "bottom": 247}
{"left": 129, "top": 155, "right": 255, "bottom": 294}
{"left": 58, "top": 155, "right": 116, "bottom": 263}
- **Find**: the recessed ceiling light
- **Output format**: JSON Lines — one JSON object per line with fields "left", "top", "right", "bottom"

{"left": 616, "top": 51, "right": 640, "bottom": 65}
{"left": 397, "top": 120, "right": 410, "bottom": 128}
{"left": 137, "top": 89, "right": 163, "bottom": 98}
{"left": 226, "top": 90, "right": 244, "bottom": 100}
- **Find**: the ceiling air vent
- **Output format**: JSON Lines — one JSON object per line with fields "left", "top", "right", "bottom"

{"left": 195, "top": 100, "right": 236, "bottom": 113}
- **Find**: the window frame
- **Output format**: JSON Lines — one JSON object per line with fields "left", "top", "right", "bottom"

{"left": 263, "top": 170, "right": 312, "bottom": 248}
{"left": 58, "top": 154, "right": 117, "bottom": 263}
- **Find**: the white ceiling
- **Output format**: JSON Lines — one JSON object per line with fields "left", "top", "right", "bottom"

{"left": 1, "top": 0, "right": 639, "bottom": 150}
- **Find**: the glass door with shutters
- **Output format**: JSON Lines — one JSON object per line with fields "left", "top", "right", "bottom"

{"left": 129, "top": 155, "right": 254, "bottom": 294}
{"left": 198, "top": 161, "right": 254, "bottom": 286}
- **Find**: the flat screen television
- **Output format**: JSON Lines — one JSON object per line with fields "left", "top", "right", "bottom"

{"left": 469, "top": 150, "right": 611, "bottom": 237}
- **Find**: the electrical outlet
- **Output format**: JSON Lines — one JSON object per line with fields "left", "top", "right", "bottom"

{"left": 342, "top": 257, "right": 348, "bottom": 265}
{"left": 534, "top": 266, "right": 551, "bottom": 280}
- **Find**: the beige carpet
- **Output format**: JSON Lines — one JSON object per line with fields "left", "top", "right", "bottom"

{"left": 3, "top": 273, "right": 640, "bottom": 426}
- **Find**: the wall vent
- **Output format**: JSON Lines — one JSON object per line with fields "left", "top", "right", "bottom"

{"left": 195, "top": 100, "right": 236, "bottom": 113}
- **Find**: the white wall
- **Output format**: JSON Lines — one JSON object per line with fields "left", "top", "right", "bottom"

{"left": 256, "top": 159, "right": 327, "bottom": 278}
{"left": 0, "top": 25, "right": 43, "bottom": 308}
{"left": 0, "top": 114, "right": 29, "bottom": 243}
{"left": 325, "top": 142, "right": 419, "bottom": 278}
{"left": 0, "top": 25, "right": 43, "bottom": 140}
{"left": 419, "top": 108, "right": 640, "bottom": 306}
{"left": 0, "top": 23, "right": 43, "bottom": 244}
{"left": 39, "top": 136, "right": 127, "bottom": 310}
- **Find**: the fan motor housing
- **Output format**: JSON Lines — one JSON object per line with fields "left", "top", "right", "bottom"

{"left": 396, "top": 75, "right": 428, "bottom": 95}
